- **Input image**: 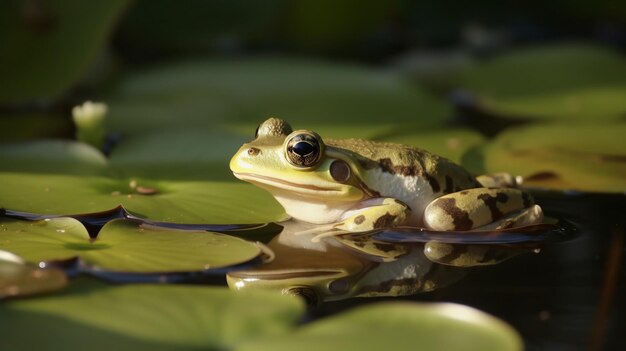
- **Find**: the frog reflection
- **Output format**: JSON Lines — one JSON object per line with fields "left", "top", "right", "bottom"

{"left": 226, "top": 221, "right": 539, "bottom": 304}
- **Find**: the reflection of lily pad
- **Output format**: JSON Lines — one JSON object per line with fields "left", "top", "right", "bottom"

{"left": 0, "top": 251, "right": 67, "bottom": 299}
{"left": 239, "top": 302, "right": 522, "bottom": 351}
{"left": 0, "top": 217, "right": 263, "bottom": 273}
{"left": 380, "top": 128, "right": 485, "bottom": 164}
{"left": 0, "top": 279, "right": 304, "bottom": 350}
{"left": 480, "top": 123, "right": 626, "bottom": 192}
{"left": 0, "top": 0, "right": 130, "bottom": 104}
{"left": 106, "top": 59, "right": 450, "bottom": 135}
{"left": 457, "top": 43, "right": 626, "bottom": 120}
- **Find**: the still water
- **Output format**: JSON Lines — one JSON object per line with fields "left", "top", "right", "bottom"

{"left": 227, "top": 190, "right": 624, "bottom": 350}
{"left": 300, "top": 191, "right": 624, "bottom": 351}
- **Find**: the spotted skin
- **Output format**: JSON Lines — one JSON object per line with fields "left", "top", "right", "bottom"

{"left": 424, "top": 242, "right": 530, "bottom": 267}
{"left": 334, "top": 233, "right": 408, "bottom": 262}
{"left": 423, "top": 188, "right": 536, "bottom": 231}
{"left": 335, "top": 198, "right": 410, "bottom": 232}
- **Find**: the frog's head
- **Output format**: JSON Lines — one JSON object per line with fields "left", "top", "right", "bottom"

{"left": 230, "top": 118, "right": 372, "bottom": 223}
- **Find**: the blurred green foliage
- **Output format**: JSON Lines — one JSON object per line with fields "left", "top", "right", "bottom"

{"left": 457, "top": 43, "right": 626, "bottom": 120}
{"left": 0, "top": 0, "right": 129, "bottom": 104}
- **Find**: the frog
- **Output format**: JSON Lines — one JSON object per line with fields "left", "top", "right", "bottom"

{"left": 230, "top": 117, "right": 543, "bottom": 240}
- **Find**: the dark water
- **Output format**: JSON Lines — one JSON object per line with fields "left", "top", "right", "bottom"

{"left": 307, "top": 191, "right": 626, "bottom": 351}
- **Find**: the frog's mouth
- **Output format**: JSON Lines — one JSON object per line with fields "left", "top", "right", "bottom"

{"left": 233, "top": 172, "right": 341, "bottom": 194}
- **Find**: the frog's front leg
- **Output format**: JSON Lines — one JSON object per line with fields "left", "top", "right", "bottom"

{"left": 423, "top": 188, "right": 542, "bottom": 231}
{"left": 301, "top": 198, "right": 410, "bottom": 242}
{"left": 335, "top": 197, "right": 411, "bottom": 232}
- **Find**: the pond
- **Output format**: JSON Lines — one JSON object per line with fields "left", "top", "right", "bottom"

{"left": 2, "top": 2, "right": 626, "bottom": 348}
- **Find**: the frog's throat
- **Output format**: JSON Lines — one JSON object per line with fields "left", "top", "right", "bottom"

{"left": 233, "top": 172, "right": 342, "bottom": 194}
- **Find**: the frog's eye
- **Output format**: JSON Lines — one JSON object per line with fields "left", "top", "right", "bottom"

{"left": 284, "top": 131, "right": 324, "bottom": 169}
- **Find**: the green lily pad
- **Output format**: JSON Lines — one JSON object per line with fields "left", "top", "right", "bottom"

{"left": 0, "top": 217, "right": 263, "bottom": 273}
{"left": 0, "top": 140, "right": 107, "bottom": 176}
{"left": 379, "top": 128, "right": 486, "bottom": 164}
{"left": 480, "top": 123, "right": 626, "bottom": 192}
{"left": 0, "top": 129, "right": 285, "bottom": 223}
{"left": 0, "top": 172, "right": 285, "bottom": 224}
{"left": 0, "top": 0, "right": 130, "bottom": 104}
{"left": 0, "top": 279, "right": 304, "bottom": 350}
{"left": 106, "top": 58, "right": 450, "bottom": 135}
{"left": 457, "top": 43, "right": 626, "bottom": 120}
{"left": 108, "top": 128, "right": 248, "bottom": 180}
{"left": 0, "top": 250, "right": 67, "bottom": 299}
{"left": 239, "top": 302, "right": 522, "bottom": 351}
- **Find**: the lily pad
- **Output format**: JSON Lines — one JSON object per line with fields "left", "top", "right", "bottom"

{"left": 0, "top": 250, "right": 67, "bottom": 299}
{"left": 239, "top": 302, "right": 522, "bottom": 351}
{"left": 0, "top": 140, "right": 107, "bottom": 176}
{"left": 0, "top": 0, "right": 130, "bottom": 104}
{"left": 0, "top": 172, "right": 285, "bottom": 224}
{"left": 379, "top": 128, "right": 486, "bottom": 164}
{"left": 0, "top": 217, "right": 263, "bottom": 273}
{"left": 107, "top": 128, "right": 248, "bottom": 180}
{"left": 0, "top": 130, "right": 285, "bottom": 223}
{"left": 457, "top": 43, "right": 626, "bottom": 120}
{"left": 0, "top": 279, "right": 304, "bottom": 350}
{"left": 480, "top": 123, "right": 626, "bottom": 192}
{"left": 106, "top": 58, "right": 450, "bottom": 135}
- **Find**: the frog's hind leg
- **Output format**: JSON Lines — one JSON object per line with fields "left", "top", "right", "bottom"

{"left": 424, "top": 188, "right": 543, "bottom": 231}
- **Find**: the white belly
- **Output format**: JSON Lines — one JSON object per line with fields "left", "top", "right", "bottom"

{"left": 365, "top": 169, "right": 437, "bottom": 226}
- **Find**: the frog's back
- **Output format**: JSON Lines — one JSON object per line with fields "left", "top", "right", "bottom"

{"left": 327, "top": 138, "right": 481, "bottom": 226}
{"left": 327, "top": 138, "right": 479, "bottom": 191}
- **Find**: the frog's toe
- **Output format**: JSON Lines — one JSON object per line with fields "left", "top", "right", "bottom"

{"left": 476, "top": 204, "right": 544, "bottom": 231}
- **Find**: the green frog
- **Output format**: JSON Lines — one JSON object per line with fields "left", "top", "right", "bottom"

{"left": 230, "top": 118, "right": 543, "bottom": 239}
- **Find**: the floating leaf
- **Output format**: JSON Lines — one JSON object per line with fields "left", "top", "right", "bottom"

{"left": 0, "top": 0, "right": 130, "bottom": 104}
{"left": 457, "top": 43, "right": 626, "bottom": 120}
{"left": 0, "top": 140, "right": 107, "bottom": 176}
{"left": 0, "top": 128, "right": 285, "bottom": 223}
{"left": 239, "top": 302, "right": 522, "bottom": 351}
{"left": 0, "top": 217, "right": 263, "bottom": 273}
{"left": 480, "top": 123, "right": 626, "bottom": 192}
{"left": 0, "top": 250, "right": 67, "bottom": 299}
{"left": 106, "top": 59, "right": 450, "bottom": 135}
{"left": 0, "top": 173, "right": 285, "bottom": 224}
{"left": 92, "top": 220, "right": 263, "bottom": 272}
{"left": 0, "top": 279, "right": 304, "bottom": 350}
{"left": 107, "top": 128, "right": 248, "bottom": 181}
{"left": 379, "top": 128, "right": 485, "bottom": 164}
